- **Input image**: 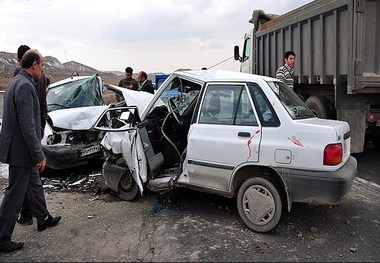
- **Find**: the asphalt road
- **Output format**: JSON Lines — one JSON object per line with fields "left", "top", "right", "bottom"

{"left": 0, "top": 146, "right": 379, "bottom": 262}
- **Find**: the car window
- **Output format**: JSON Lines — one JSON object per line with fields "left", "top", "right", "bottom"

{"left": 47, "top": 75, "right": 103, "bottom": 112}
{"left": 267, "top": 81, "right": 314, "bottom": 119}
{"left": 248, "top": 83, "right": 280, "bottom": 127}
{"left": 148, "top": 76, "right": 201, "bottom": 116}
{"left": 198, "top": 84, "right": 258, "bottom": 126}
{"left": 102, "top": 85, "right": 125, "bottom": 105}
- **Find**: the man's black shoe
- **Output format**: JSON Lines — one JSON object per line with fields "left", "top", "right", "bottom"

{"left": 17, "top": 214, "right": 33, "bottom": 225}
{"left": 37, "top": 215, "right": 62, "bottom": 232}
{"left": 0, "top": 240, "right": 24, "bottom": 253}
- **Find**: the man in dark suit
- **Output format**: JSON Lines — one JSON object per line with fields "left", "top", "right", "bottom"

{"left": 137, "top": 71, "right": 155, "bottom": 94}
{"left": 0, "top": 49, "right": 61, "bottom": 253}
{"left": 13, "top": 44, "right": 49, "bottom": 226}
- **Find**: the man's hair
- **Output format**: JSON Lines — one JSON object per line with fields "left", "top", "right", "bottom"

{"left": 17, "top": 45, "right": 31, "bottom": 61}
{"left": 284, "top": 51, "right": 295, "bottom": 59}
{"left": 125, "top": 67, "right": 133, "bottom": 74}
{"left": 140, "top": 71, "right": 147, "bottom": 79}
{"left": 21, "top": 49, "right": 41, "bottom": 68}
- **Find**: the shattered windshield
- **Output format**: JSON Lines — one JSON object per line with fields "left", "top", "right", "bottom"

{"left": 267, "top": 81, "right": 315, "bottom": 119}
{"left": 149, "top": 76, "right": 201, "bottom": 115}
{"left": 47, "top": 74, "right": 103, "bottom": 112}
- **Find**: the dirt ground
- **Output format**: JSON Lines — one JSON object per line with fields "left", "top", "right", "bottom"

{"left": 0, "top": 181, "right": 189, "bottom": 262}
{"left": 0, "top": 151, "right": 379, "bottom": 262}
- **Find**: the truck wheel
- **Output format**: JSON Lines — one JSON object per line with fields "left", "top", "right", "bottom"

{"left": 237, "top": 177, "right": 283, "bottom": 233}
{"left": 117, "top": 170, "right": 139, "bottom": 201}
{"left": 297, "top": 93, "right": 305, "bottom": 102}
{"left": 305, "top": 95, "right": 335, "bottom": 119}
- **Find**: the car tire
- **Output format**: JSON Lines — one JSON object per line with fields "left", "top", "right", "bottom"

{"left": 305, "top": 95, "right": 335, "bottom": 119}
{"left": 237, "top": 177, "right": 283, "bottom": 233}
{"left": 117, "top": 170, "right": 139, "bottom": 201}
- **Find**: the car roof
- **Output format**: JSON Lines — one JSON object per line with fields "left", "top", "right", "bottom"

{"left": 49, "top": 75, "right": 100, "bottom": 88}
{"left": 172, "top": 69, "right": 277, "bottom": 83}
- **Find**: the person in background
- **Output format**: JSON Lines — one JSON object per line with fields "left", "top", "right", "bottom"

{"left": 137, "top": 71, "right": 154, "bottom": 94}
{"left": 0, "top": 49, "right": 61, "bottom": 253}
{"left": 118, "top": 66, "right": 139, "bottom": 91}
{"left": 13, "top": 45, "right": 49, "bottom": 226}
{"left": 71, "top": 71, "right": 79, "bottom": 78}
{"left": 275, "top": 51, "right": 296, "bottom": 89}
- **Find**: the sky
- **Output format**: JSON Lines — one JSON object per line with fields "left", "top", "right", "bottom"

{"left": 0, "top": 0, "right": 312, "bottom": 74}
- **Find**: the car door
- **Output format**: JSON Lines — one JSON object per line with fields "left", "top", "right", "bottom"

{"left": 186, "top": 83, "right": 262, "bottom": 191}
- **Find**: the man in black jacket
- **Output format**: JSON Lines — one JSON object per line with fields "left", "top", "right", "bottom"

{"left": 137, "top": 71, "right": 155, "bottom": 94}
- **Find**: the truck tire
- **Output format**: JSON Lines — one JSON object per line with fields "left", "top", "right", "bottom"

{"left": 237, "top": 177, "right": 283, "bottom": 233}
{"left": 305, "top": 95, "right": 335, "bottom": 119}
{"left": 117, "top": 170, "right": 139, "bottom": 201}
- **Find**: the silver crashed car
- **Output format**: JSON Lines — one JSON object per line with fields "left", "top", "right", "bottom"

{"left": 41, "top": 74, "right": 153, "bottom": 170}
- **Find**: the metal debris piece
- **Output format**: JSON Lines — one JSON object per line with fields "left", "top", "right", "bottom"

{"left": 68, "top": 177, "right": 87, "bottom": 186}
{"left": 89, "top": 196, "right": 99, "bottom": 201}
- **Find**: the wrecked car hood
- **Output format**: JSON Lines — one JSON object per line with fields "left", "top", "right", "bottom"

{"left": 47, "top": 88, "right": 154, "bottom": 130}
{"left": 109, "top": 84, "right": 154, "bottom": 115}
{"left": 48, "top": 106, "right": 109, "bottom": 130}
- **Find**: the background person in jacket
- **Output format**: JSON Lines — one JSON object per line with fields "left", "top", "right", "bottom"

{"left": 0, "top": 49, "right": 61, "bottom": 253}
{"left": 118, "top": 66, "right": 139, "bottom": 90}
{"left": 137, "top": 71, "right": 154, "bottom": 94}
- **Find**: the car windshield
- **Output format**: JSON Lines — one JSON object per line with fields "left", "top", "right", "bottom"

{"left": 267, "top": 81, "right": 315, "bottom": 119}
{"left": 47, "top": 74, "right": 103, "bottom": 112}
{"left": 149, "top": 76, "right": 201, "bottom": 115}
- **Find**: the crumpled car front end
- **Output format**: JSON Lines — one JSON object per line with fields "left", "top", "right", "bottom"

{"left": 42, "top": 75, "right": 108, "bottom": 170}
{"left": 41, "top": 74, "right": 155, "bottom": 170}
{"left": 42, "top": 106, "right": 108, "bottom": 170}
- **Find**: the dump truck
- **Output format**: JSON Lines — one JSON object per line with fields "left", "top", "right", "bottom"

{"left": 234, "top": 0, "right": 380, "bottom": 153}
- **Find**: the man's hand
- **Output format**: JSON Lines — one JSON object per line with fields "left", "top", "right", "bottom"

{"left": 37, "top": 158, "right": 46, "bottom": 172}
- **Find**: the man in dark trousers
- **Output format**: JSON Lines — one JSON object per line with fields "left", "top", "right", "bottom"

{"left": 13, "top": 45, "right": 49, "bottom": 225}
{"left": 137, "top": 71, "right": 155, "bottom": 94}
{"left": 0, "top": 49, "right": 61, "bottom": 253}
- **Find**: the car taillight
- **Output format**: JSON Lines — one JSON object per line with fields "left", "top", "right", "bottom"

{"left": 323, "top": 143, "right": 342, "bottom": 165}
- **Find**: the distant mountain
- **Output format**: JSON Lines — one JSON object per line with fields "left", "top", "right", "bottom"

{"left": 0, "top": 51, "right": 162, "bottom": 89}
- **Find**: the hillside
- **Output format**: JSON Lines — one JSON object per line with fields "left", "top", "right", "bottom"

{"left": 0, "top": 51, "right": 161, "bottom": 89}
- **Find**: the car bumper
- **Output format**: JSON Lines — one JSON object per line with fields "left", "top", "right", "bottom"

{"left": 42, "top": 142, "right": 104, "bottom": 170}
{"left": 279, "top": 156, "right": 357, "bottom": 206}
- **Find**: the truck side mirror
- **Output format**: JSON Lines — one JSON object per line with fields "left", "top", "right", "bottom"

{"left": 234, "top": 46, "right": 241, "bottom": 62}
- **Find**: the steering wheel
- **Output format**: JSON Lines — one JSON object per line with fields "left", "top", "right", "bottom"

{"left": 168, "top": 97, "right": 182, "bottom": 125}
{"left": 291, "top": 106, "right": 299, "bottom": 117}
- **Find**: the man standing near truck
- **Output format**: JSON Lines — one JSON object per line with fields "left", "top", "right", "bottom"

{"left": 276, "top": 51, "right": 296, "bottom": 89}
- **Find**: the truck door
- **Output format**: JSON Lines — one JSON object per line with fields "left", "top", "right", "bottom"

{"left": 186, "top": 83, "right": 261, "bottom": 191}
{"left": 240, "top": 29, "right": 254, "bottom": 74}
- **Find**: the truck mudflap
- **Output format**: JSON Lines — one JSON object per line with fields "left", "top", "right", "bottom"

{"left": 102, "top": 159, "right": 126, "bottom": 192}
{"left": 278, "top": 156, "right": 357, "bottom": 207}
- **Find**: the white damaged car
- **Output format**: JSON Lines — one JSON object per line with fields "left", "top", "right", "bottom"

{"left": 93, "top": 69, "right": 357, "bottom": 233}
{"left": 42, "top": 74, "right": 153, "bottom": 170}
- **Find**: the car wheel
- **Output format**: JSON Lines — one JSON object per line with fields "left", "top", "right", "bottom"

{"left": 237, "top": 177, "right": 283, "bottom": 233}
{"left": 305, "top": 95, "right": 335, "bottom": 119}
{"left": 117, "top": 170, "right": 139, "bottom": 201}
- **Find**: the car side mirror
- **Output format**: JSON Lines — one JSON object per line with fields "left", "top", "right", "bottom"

{"left": 92, "top": 106, "right": 139, "bottom": 132}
